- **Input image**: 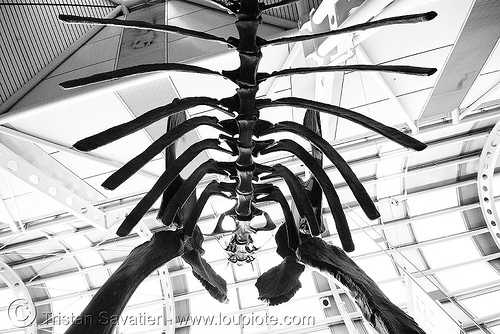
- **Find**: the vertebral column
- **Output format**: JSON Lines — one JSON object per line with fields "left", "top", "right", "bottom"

{"left": 234, "top": 0, "right": 261, "bottom": 220}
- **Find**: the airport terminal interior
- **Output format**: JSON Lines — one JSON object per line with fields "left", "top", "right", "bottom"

{"left": 1, "top": 0, "right": 500, "bottom": 333}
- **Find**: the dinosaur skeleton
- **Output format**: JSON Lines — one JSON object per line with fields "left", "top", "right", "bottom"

{"left": 59, "top": 2, "right": 436, "bottom": 333}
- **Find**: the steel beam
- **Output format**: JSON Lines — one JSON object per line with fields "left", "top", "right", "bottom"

{"left": 158, "top": 264, "right": 175, "bottom": 334}
{"left": 477, "top": 119, "right": 500, "bottom": 249}
{"left": 0, "top": 125, "right": 160, "bottom": 181}
{"left": 0, "top": 143, "right": 107, "bottom": 230}
{"left": 328, "top": 279, "right": 360, "bottom": 334}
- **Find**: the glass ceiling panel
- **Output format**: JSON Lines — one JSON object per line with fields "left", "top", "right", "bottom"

{"left": 267, "top": 297, "right": 324, "bottom": 330}
{"left": 233, "top": 262, "right": 259, "bottom": 282}
{"left": 211, "top": 262, "right": 235, "bottom": 284}
{"left": 257, "top": 250, "right": 284, "bottom": 274}
{"left": 375, "top": 177, "right": 403, "bottom": 199}
{"left": 392, "top": 249, "right": 427, "bottom": 274}
{"left": 237, "top": 284, "right": 263, "bottom": 308}
{"left": 433, "top": 262, "right": 499, "bottom": 292}
{"left": 200, "top": 238, "right": 232, "bottom": 262}
{"left": 355, "top": 255, "right": 398, "bottom": 282}
{"left": 406, "top": 166, "right": 458, "bottom": 192}
{"left": 377, "top": 201, "right": 407, "bottom": 221}
{"left": 77, "top": 251, "right": 103, "bottom": 267}
{"left": 348, "top": 230, "right": 385, "bottom": 257}
{"left": 406, "top": 187, "right": 458, "bottom": 217}
{"left": 241, "top": 310, "right": 269, "bottom": 334}
{"left": 412, "top": 211, "right": 467, "bottom": 242}
{"left": 0, "top": 287, "right": 16, "bottom": 332}
{"left": 420, "top": 238, "right": 481, "bottom": 268}
{"left": 491, "top": 325, "right": 500, "bottom": 334}
{"left": 128, "top": 279, "right": 163, "bottom": 305}
{"left": 44, "top": 274, "right": 87, "bottom": 298}
{"left": 378, "top": 280, "right": 407, "bottom": 306}
{"left": 377, "top": 156, "right": 404, "bottom": 176}
{"left": 184, "top": 269, "right": 209, "bottom": 293}
{"left": 85, "top": 268, "right": 110, "bottom": 289}
{"left": 383, "top": 222, "right": 414, "bottom": 247}
{"left": 49, "top": 296, "right": 92, "bottom": 333}
{"left": 188, "top": 289, "right": 240, "bottom": 333}
{"left": 460, "top": 289, "right": 500, "bottom": 318}
{"left": 342, "top": 206, "right": 380, "bottom": 229}
{"left": 294, "top": 271, "right": 321, "bottom": 299}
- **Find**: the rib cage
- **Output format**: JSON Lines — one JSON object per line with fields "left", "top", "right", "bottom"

{"left": 59, "top": 2, "right": 437, "bottom": 333}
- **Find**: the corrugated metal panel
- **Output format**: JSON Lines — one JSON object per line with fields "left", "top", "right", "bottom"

{"left": 0, "top": 0, "right": 115, "bottom": 105}
{"left": 261, "top": 0, "right": 321, "bottom": 23}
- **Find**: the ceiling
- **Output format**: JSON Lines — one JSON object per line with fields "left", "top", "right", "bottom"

{"left": 1, "top": 0, "right": 500, "bottom": 334}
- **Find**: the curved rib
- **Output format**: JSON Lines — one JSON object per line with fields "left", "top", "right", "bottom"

{"left": 256, "top": 186, "right": 299, "bottom": 251}
{"left": 159, "top": 160, "right": 229, "bottom": 230}
{"left": 102, "top": 116, "right": 232, "bottom": 190}
{"left": 73, "top": 97, "right": 229, "bottom": 152}
{"left": 60, "top": 63, "right": 229, "bottom": 89}
{"left": 59, "top": 14, "right": 236, "bottom": 47}
{"left": 258, "top": 97, "right": 426, "bottom": 151}
{"left": 117, "top": 150, "right": 228, "bottom": 237}
{"left": 257, "top": 64, "right": 437, "bottom": 83}
{"left": 183, "top": 180, "right": 234, "bottom": 237}
{"left": 263, "top": 164, "right": 354, "bottom": 252}
{"left": 258, "top": 123, "right": 380, "bottom": 221}
{"left": 260, "top": 12, "right": 437, "bottom": 47}
{"left": 261, "top": 164, "right": 323, "bottom": 238}
{"left": 261, "top": 139, "right": 371, "bottom": 246}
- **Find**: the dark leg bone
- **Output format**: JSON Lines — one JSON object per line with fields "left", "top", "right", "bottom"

{"left": 181, "top": 226, "right": 228, "bottom": 303}
{"left": 64, "top": 231, "right": 184, "bottom": 334}
{"left": 297, "top": 237, "right": 426, "bottom": 334}
{"left": 256, "top": 224, "right": 305, "bottom": 305}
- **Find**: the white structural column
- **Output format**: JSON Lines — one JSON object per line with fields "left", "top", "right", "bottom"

{"left": 328, "top": 280, "right": 360, "bottom": 334}
{"left": 0, "top": 259, "right": 37, "bottom": 333}
{"left": 0, "top": 143, "right": 107, "bottom": 230}
{"left": 477, "top": 119, "right": 500, "bottom": 249}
